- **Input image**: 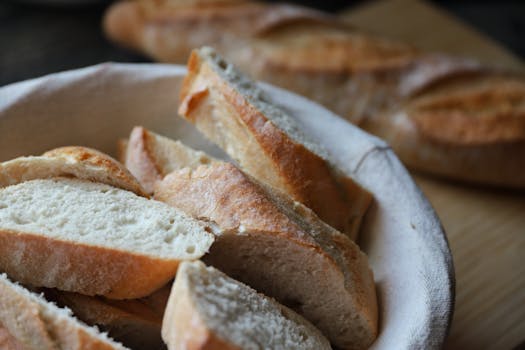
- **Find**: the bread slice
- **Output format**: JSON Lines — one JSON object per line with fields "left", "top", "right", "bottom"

{"left": 0, "top": 177, "right": 214, "bottom": 299}
{"left": 0, "top": 325, "right": 25, "bottom": 350}
{"left": 155, "top": 161, "right": 377, "bottom": 349}
{"left": 43, "top": 289, "right": 168, "bottom": 350}
{"left": 162, "top": 260, "right": 331, "bottom": 350}
{"left": 0, "top": 146, "right": 147, "bottom": 197}
{"left": 120, "top": 126, "right": 215, "bottom": 194}
{"left": 0, "top": 273, "right": 129, "bottom": 350}
{"left": 178, "top": 47, "right": 371, "bottom": 240}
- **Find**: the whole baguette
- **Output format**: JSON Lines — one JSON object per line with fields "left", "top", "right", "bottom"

{"left": 155, "top": 162, "right": 377, "bottom": 349}
{"left": 179, "top": 47, "right": 372, "bottom": 240}
{"left": 0, "top": 177, "right": 213, "bottom": 299}
{"left": 162, "top": 261, "right": 331, "bottom": 350}
{"left": 0, "top": 273, "right": 128, "bottom": 350}
{"left": 104, "top": 0, "right": 525, "bottom": 187}
{"left": 0, "top": 146, "right": 147, "bottom": 196}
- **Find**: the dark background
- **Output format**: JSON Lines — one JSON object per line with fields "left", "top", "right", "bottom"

{"left": 1, "top": 0, "right": 524, "bottom": 86}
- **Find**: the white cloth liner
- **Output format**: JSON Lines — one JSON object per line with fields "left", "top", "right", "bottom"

{"left": 0, "top": 63, "right": 454, "bottom": 349}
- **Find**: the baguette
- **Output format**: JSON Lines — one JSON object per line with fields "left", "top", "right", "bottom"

{"left": 43, "top": 289, "right": 168, "bottom": 350}
{"left": 104, "top": 0, "right": 525, "bottom": 187}
{"left": 0, "top": 273, "right": 128, "bottom": 350}
{"left": 162, "top": 260, "right": 331, "bottom": 350}
{"left": 152, "top": 155, "right": 377, "bottom": 348}
{"left": 0, "top": 146, "right": 147, "bottom": 196}
{"left": 0, "top": 177, "right": 213, "bottom": 299}
{"left": 179, "top": 47, "right": 372, "bottom": 240}
{"left": 103, "top": 0, "right": 333, "bottom": 64}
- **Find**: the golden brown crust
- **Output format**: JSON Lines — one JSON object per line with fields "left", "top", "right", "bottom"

{"left": 156, "top": 163, "right": 316, "bottom": 243}
{"left": 42, "top": 146, "right": 148, "bottom": 197}
{"left": 122, "top": 126, "right": 216, "bottom": 194}
{"left": 155, "top": 162, "right": 377, "bottom": 349}
{"left": 249, "top": 23, "right": 419, "bottom": 74}
{"left": 122, "top": 127, "right": 164, "bottom": 194}
{"left": 0, "top": 229, "right": 180, "bottom": 299}
{"left": 408, "top": 73, "right": 525, "bottom": 145}
{"left": 179, "top": 49, "right": 372, "bottom": 239}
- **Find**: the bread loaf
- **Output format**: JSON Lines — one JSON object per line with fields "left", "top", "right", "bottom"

{"left": 104, "top": 0, "right": 525, "bottom": 187}
{"left": 162, "top": 260, "right": 331, "bottom": 350}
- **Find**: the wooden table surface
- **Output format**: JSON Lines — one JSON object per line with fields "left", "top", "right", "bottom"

{"left": 343, "top": 1, "right": 525, "bottom": 348}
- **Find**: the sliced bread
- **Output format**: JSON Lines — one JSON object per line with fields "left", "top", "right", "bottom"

{"left": 162, "top": 260, "right": 331, "bottom": 350}
{"left": 44, "top": 289, "right": 168, "bottom": 350}
{"left": 178, "top": 47, "right": 372, "bottom": 240}
{"left": 0, "top": 325, "right": 26, "bottom": 350}
{"left": 0, "top": 273, "right": 128, "bottom": 350}
{"left": 0, "top": 146, "right": 147, "bottom": 197}
{"left": 120, "top": 126, "right": 215, "bottom": 194}
{"left": 155, "top": 160, "right": 377, "bottom": 349}
{"left": 0, "top": 177, "right": 214, "bottom": 299}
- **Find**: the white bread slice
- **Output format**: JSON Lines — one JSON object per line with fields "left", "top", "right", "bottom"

{"left": 0, "top": 325, "right": 25, "bottom": 350}
{"left": 162, "top": 261, "right": 331, "bottom": 350}
{"left": 0, "top": 273, "right": 128, "bottom": 350}
{"left": 120, "top": 126, "right": 215, "bottom": 194}
{"left": 155, "top": 161, "right": 377, "bottom": 349}
{"left": 0, "top": 146, "right": 147, "bottom": 197}
{"left": 44, "top": 289, "right": 168, "bottom": 350}
{"left": 0, "top": 178, "right": 214, "bottom": 299}
{"left": 178, "top": 47, "right": 372, "bottom": 240}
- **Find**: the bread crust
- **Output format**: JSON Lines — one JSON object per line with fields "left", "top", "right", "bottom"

{"left": 0, "top": 146, "right": 147, "bottom": 197}
{"left": 0, "top": 274, "right": 128, "bottom": 350}
{"left": 42, "top": 146, "right": 148, "bottom": 196}
{"left": 44, "top": 290, "right": 165, "bottom": 350}
{"left": 179, "top": 48, "right": 372, "bottom": 239}
{"left": 121, "top": 127, "right": 164, "bottom": 194}
{"left": 0, "top": 229, "right": 180, "bottom": 299}
{"left": 155, "top": 162, "right": 377, "bottom": 349}
{"left": 122, "top": 126, "right": 215, "bottom": 194}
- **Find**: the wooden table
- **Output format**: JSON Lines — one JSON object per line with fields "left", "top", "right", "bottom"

{"left": 343, "top": 1, "right": 525, "bottom": 348}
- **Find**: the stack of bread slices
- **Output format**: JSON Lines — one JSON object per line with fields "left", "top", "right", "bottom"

{"left": 0, "top": 48, "right": 378, "bottom": 350}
